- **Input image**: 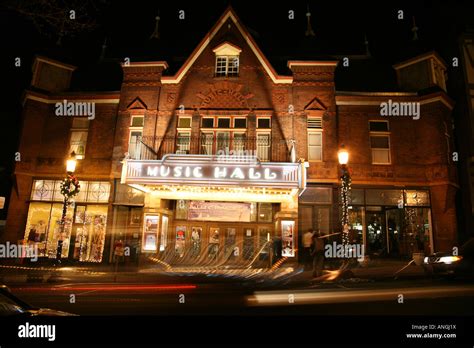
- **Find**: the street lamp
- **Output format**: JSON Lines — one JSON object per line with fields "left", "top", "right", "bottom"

{"left": 338, "top": 145, "right": 351, "bottom": 246}
{"left": 56, "top": 152, "right": 79, "bottom": 264}
{"left": 66, "top": 152, "right": 77, "bottom": 173}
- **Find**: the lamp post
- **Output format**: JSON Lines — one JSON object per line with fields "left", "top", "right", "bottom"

{"left": 338, "top": 146, "right": 351, "bottom": 246}
{"left": 56, "top": 152, "right": 79, "bottom": 264}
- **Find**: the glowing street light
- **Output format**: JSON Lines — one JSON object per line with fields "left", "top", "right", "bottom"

{"left": 338, "top": 146, "right": 349, "bottom": 166}
{"left": 56, "top": 151, "right": 80, "bottom": 264}
{"left": 338, "top": 145, "right": 351, "bottom": 246}
{"left": 66, "top": 151, "right": 77, "bottom": 173}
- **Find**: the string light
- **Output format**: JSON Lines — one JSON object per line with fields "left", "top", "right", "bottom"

{"left": 340, "top": 165, "right": 352, "bottom": 246}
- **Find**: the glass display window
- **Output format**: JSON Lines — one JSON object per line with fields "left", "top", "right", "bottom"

{"left": 24, "top": 202, "right": 54, "bottom": 257}
{"left": 46, "top": 203, "right": 73, "bottom": 259}
{"left": 77, "top": 205, "right": 108, "bottom": 262}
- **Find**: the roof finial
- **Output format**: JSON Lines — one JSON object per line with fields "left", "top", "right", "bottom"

{"left": 411, "top": 16, "right": 419, "bottom": 41}
{"left": 150, "top": 11, "right": 161, "bottom": 40}
{"left": 305, "top": 4, "right": 315, "bottom": 37}
{"left": 364, "top": 34, "right": 371, "bottom": 57}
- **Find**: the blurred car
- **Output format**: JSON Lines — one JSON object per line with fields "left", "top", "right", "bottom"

{"left": 423, "top": 238, "right": 474, "bottom": 278}
{"left": 0, "top": 285, "right": 77, "bottom": 316}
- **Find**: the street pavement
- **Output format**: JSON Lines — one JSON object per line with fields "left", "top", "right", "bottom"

{"left": 1, "top": 259, "right": 473, "bottom": 316}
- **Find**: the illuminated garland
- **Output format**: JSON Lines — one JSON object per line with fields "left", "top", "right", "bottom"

{"left": 340, "top": 166, "right": 352, "bottom": 245}
{"left": 60, "top": 174, "right": 80, "bottom": 200}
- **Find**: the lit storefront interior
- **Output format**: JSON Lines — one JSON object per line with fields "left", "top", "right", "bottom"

{"left": 299, "top": 186, "right": 433, "bottom": 258}
{"left": 23, "top": 179, "right": 111, "bottom": 262}
{"left": 119, "top": 155, "right": 306, "bottom": 266}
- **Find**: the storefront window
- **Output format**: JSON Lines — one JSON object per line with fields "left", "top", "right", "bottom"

{"left": 300, "top": 187, "right": 332, "bottom": 204}
{"left": 76, "top": 205, "right": 108, "bottom": 262}
{"left": 24, "top": 203, "right": 54, "bottom": 257}
{"left": 405, "top": 190, "right": 430, "bottom": 206}
{"left": 31, "top": 180, "right": 110, "bottom": 203}
{"left": 366, "top": 189, "right": 403, "bottom": 206}
{"left": 402, "top": 207, "right": 431, "bottom": 255}
{"left": 348, "top": 206, "right": 364, "bottom": 245}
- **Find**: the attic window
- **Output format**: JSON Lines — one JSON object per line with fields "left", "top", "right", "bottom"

{"left": 213, "top": 42, "right": 242, "bottom": 78}
{"left": 215, "top": 56, "right": 239, "bottom": 77}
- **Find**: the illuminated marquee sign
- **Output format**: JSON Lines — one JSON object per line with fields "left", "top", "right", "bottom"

{"left": 122, "top": 155, "right": 304, "bottom": 189}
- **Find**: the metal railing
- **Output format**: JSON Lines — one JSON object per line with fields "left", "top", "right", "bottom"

{"left": 128, "top": 135, "right": 292, "bottom": 162}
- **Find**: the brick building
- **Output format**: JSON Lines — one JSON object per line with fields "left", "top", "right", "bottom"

{"left": 3, "top": 7, "right": 458, "bottom": 265}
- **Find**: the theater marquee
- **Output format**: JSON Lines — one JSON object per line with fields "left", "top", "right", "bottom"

{"left": 121, "top": 154, "right": 306, "bottom": 189}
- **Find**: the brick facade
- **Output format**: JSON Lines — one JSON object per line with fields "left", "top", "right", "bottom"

{"left": 3, "top": 7, "right": 459, "bottom": 263}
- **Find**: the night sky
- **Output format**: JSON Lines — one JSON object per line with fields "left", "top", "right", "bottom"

{"left": 1, "top": 0, "right": 473, "bottom": 217}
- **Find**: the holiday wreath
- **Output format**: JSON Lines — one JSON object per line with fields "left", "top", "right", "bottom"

{"left": 60, "top": 174, "right": 80, "bottom": 199}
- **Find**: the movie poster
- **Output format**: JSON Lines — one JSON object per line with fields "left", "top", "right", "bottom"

{"left": 191, "top": 226, "right": 202, "bottom": 257}
{"left": 142, "top": 215, "right": 158, "bottom": 252}
{"left": 281, "top": 220, "right": 295, "bottom": 257}
{"left": 175, "top": 226, "right": 186, "bottom": 257}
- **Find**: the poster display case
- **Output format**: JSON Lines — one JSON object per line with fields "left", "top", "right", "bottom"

{"left": 281, "top": 220, "right": 295, "bottom": 257}
{"left": 175, "top": 226, "right": 186, "bottom": 257}
{"left": 142, "top": 214, "right": 159, "bottom": 252}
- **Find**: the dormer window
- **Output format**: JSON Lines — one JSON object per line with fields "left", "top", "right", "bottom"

{"left": 213, "top": 42, "right": 242, "bottom": 78}
{"left": 215, "top": 56, "right": 239, "bottom": 77}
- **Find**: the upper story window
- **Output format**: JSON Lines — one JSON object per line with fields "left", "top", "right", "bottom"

{"left": 177, "top": 116, "right": 192, "bottom": 129}
{"left": 307, "top": 116, "right": 323, "bottom": 161}
{"left": 176, "top": 117, "right": 192, "bottom": 154}
{"left": 69, "top": 118, "right": 89, "bottom": 159}
{"left": 199, "top": 116, "right": 248, "bottom": 155}
{"left": 234, "top": 118, "right": 247, "bottom": 129}
{"left": 128, "top": 115, "right": 144, "bottom": 160}
{"left": 131, "top": 115, "right": 144, "bottom": 127}
{"left": 212, "top": 42, "right": 242, "bottom": 78}
{"left": 215, "top": 56, "right": 239, "bottom": 77}
{"left": 369, "top": 121, "right": 391, "bottom": 164}
{"left": 217, "top": 118, "right": 231, "bottom": 128}
{"left": 257, "top": 118, "right": 271, "bottom": 129}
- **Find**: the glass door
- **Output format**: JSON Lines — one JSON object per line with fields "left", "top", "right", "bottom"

{"left": 385, "top": 208, "right": 402, "bottom": 256}
{"left": 366, "top": 210, "right": 386, "bottom": 256}
{"left": 243, "top": 227, "right": 255, "bottom": 260}
{"left": 224, "top": 227, "right": 237, "bottom": 262}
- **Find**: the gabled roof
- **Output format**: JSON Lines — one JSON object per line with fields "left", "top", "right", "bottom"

{"left": 161, "top": 6, "right": 293, "bottom": 85}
